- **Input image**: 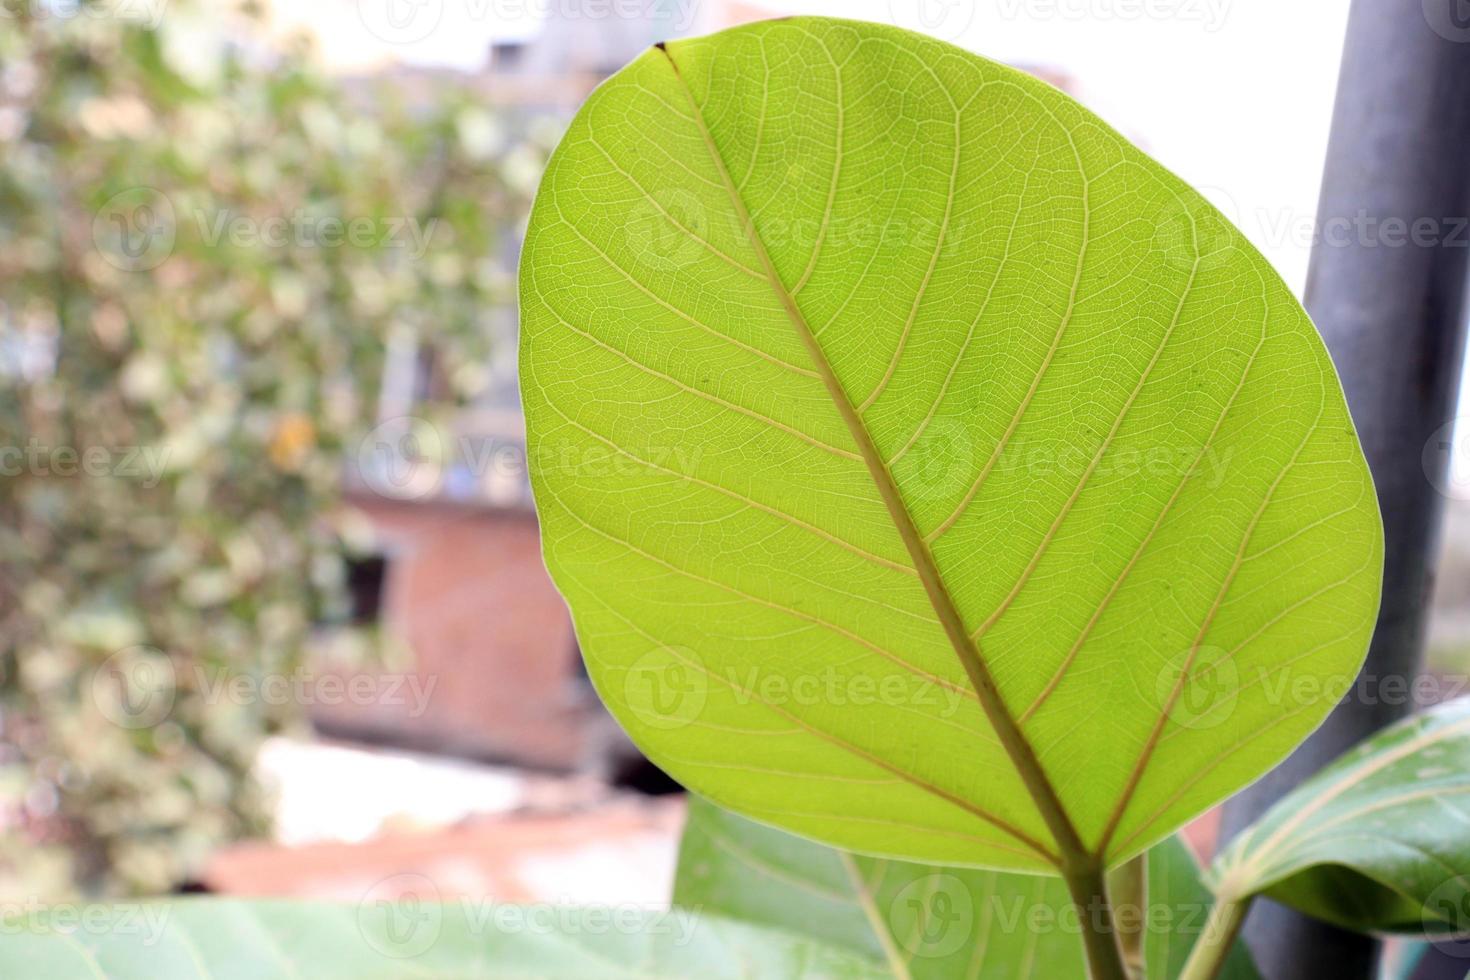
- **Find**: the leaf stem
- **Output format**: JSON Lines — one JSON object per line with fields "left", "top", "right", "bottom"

{"left": 1178, "top": 896, "right": 1252, "bottom": 980}
{"left": 1107, "top": 851, "right": 1147, "bottom": 979}
{"left": 838, "top": 852, "right": 912, "bottom": 980}
{"left": 1064, "top": 862, "right": 1129, "bottom": 980}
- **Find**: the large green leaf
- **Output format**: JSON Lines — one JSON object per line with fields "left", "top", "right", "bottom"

{"left": 520, "top": 15, "right": 1382, "bottom": 872}
{"left": 1209, "top": 698, "right": 1470, "bottom": 937}
{"left": 0, "top": 899, "right": 888, "bottom": 979}
{"left": 674, "top": 795, "right": 1258, "bottom": 979}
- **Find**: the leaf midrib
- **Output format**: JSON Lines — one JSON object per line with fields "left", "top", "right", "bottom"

{"left": 839, "top": 852, "right": 912, "bottom": 980}
{"left": 654, "top": 41, "right": 1089, "bottom": 874}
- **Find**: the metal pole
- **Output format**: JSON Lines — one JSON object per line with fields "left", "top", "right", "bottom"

{"left": 1217, "top": 2, "right": 1470, "bottom": 978}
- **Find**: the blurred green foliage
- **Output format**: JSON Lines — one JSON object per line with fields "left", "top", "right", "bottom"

{"left": 0, "top": 1, "right": 552, "bottom": 897}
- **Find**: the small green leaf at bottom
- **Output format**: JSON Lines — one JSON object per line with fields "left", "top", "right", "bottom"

{"left": 0, "top": 898, "right": 888, "bottom": 979}
{"left": 675, "top": 795, "right": 1258, "bottom": 979}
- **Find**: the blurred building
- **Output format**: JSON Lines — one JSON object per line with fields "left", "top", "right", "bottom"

{"left": 314, "top": 1, "right": 743, "bottom": 776}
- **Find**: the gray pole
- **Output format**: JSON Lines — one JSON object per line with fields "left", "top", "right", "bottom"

{"left": 1217, "top": 2, "right": 1470, "bottom": 977}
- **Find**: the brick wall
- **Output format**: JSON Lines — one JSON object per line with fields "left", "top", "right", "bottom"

{"left": 313, "top": 495, "right": 596, "bottom": 770}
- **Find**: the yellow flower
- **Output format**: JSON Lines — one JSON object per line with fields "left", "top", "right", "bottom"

{"left": 268, "top": 413, "right": 316, "bottom": 471}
